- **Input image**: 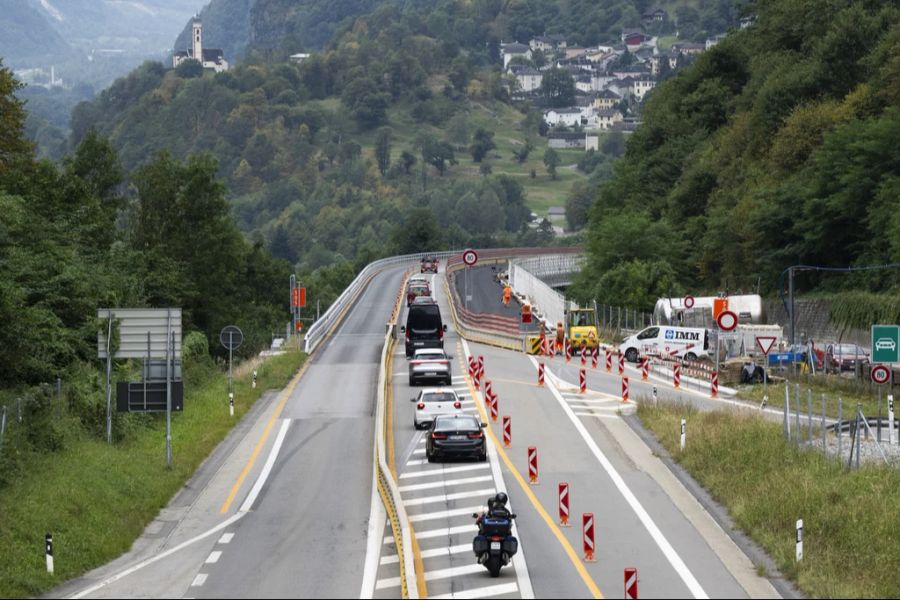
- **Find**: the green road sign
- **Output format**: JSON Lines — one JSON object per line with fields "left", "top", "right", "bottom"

{"left": 871, "top": 324, "right": 900, "bottom": 363}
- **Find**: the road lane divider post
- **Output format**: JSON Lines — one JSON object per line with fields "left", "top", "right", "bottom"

{"left": 580, "top": 369, "right": 587, "bottom": 394}
{"left": 625, "top": 568, "right": 638, "bottom": 599}
{"left": 605, "top": 350, "right": 612, "bottom": 373}
{"left": 641, "top": 358, "right": 649, "bottom": 381}
{"left": 566, "top": 341, "right": 573, "bottom": 363}
{"left": 528, "top": 446, "right": 539, "bottom": 484}
{"left": 618, "top": 352, "right": 625, "bottom": 375}
{"left": 559, "top": 483, "right": 570, "bottom": 527}
{"left": 581, "top": 347, "right": 587, "bottom": 367}
{"left": 583, "top": 513, "right": 596, "bottom": 562}
{"left": 538, "top": 362, "right": 545, "bottom": 386}
{"left": 485, "top": 379, "right": 494, "bottom": 401}
{"left": 503, "top": 416, "right": 511, "bottom": 447}
{"left": 591, "top": 346, "right": 599, "bottom": 369}
{"left": 491, "top": 394, "right": 499, "bottom": 422}
{"left": 711, "top": 371, "right": 719, "bottom": 398}
{"left": 622, "top": 376, "right": 629, "bottom": 403}
{"left": 674, "top": 363, "right": 681, "bottom": 389}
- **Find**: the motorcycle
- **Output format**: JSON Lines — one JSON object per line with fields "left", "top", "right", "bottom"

{"left": 471, "top": 511, "right": 518, "bottom": 577}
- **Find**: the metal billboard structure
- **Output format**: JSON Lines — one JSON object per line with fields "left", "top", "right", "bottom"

{"left": 98, "top": 308, "right": 182, "bottom": 466}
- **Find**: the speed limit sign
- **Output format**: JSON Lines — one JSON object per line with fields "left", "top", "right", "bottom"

{"left": 462, "top": 249, "right": 478, "bottom": 266}
{"left": 684, "top": 295, "right": 695, "bottom": 309}
{"left": 872, "top": 364, "right": 891, "bottom": 385}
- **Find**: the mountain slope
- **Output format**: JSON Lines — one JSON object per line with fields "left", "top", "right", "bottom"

{"left": 0, "top": 0, "right": 71, "bottom": 66}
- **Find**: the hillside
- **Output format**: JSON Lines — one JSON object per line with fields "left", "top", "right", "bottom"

{"left": 573, "top": 0, "right": 900, "bottom": 309}
{"left": 0, "top": 0, "right": 71, "bottom": 66}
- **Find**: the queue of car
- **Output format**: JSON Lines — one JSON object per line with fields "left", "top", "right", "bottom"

{"left": 401, "top": 269, "right": 487, "bottom": 462}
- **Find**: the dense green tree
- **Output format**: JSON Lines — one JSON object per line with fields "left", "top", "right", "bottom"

{"left": 469, "top": 127, "right": 496, "bottom": 162}
{"left": 374, "top": 127, "right": 392, "bottom": 176}
{"left": 540, "top": 68, "right": 576, "bottom": 108}
{"left": 543, "top": 148, "right": 560, "bottom": 180}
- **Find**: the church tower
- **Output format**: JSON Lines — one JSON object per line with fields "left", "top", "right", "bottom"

{"left": 192, "top": 18, "right": 202, "bottom": 61}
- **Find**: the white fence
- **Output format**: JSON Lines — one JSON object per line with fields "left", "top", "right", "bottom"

{"left": 507, "top": 254, "right": 584, "bottom": 328}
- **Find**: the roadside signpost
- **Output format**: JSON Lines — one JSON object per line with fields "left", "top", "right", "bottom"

{"left": 872, "top": 364, "right": 891, "bottom": 385}
{"left": 462, "top": 249, "right": 478, "bottom": 310}
{"left": 220, "top": 325, "right": 244, "bottom": 417}
{"left": 684, "top": 295, "right": 695, "bottom": 309}
{"left": 756, "top": 335, "right": 777, "bottom": 404}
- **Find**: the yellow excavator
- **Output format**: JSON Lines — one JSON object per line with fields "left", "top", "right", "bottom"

{"left": 565, "top": 307, "right": 599, "bottom": 350}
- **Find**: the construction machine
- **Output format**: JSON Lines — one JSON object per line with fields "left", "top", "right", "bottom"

{"left": 565, "top": 307, "right": 599, "bottom": 350}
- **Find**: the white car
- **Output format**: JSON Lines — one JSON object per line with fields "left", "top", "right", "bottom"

{"left": 409, "top": 348, "right": 452, "bottom": 386}
{"left": 411, "top": 387, "right": 463, "bottom": 429}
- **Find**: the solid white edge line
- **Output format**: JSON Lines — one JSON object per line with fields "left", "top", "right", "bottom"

{"left": 463, "top": 339, "right": 535, "bottom": 600}
{"left": 239, "top": 419, "right": 291, "bottom": 512}
{"left": 532, "top": 354, "right": 709, "bottom": 599}
{"left": 360, "top": 451, "right": 385, "bottom": 599}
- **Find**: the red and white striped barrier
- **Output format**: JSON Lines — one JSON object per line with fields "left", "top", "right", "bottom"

{"left": 538, "top": 362, "right": 545, "bottom": 386}
{"left": 622, "top": 376, "right": 629, "bottom": 402}
{"left": 625, "top": 568, "right": 638, "bottom": 599}
{"left": 641, "top": 357, "right": 649, "bottom": 381}
{"left": 674, "top": 363, "right": 681, "bottom": 389}
{"left": 544, "top": 338, "right": 554, "bottom": 357}
{"left": 711, "top": 371, "right": 719, "bottom": 397}
{"left": 605, "top": 351, "right": 612, "bottom": 373}
{"left": 477, "top": 355, "right": 484, "bottom": 379}
{"left": 618, "top": 352, "right": 625, "bottom": 375}
{"left": 490, "top": 394, "right": 499, "bottom": 422}
{"left": 580, "top": 368, "right": 587, "bottom": 394}
{"left": 565, "top": 341, "right": 573, "bottom": 363}
{"left": 528, "top": 446, "right": 539, "bottom": 484}
{"left": 581, "top": 347, "right": 588, "bottom": 366}
{"left": 583, "top": 513, "right": 596, "bottom": 562}
{"left": 503, "top": 415, "right": 511, "bottom": 447}
{"left": 559, "top": 482, "right": 570, "bottom": 526}
{"left": 592, "top": 346, "right": 599, "bottom": 369}
{"left": 484, "top": 379, "right": 493, "bottom": 400}
{"left": 468, "top": 357, "right": 475, "bottom": 380}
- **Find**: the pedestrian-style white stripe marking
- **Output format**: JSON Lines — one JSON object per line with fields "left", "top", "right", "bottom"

{"left": 217, "top": 533, "right": 234, "bottom": 545}
{"left": 406, "top": 458, "right": 429, "bottom": 466}
{"left": 383, "top": 524, "right": 473, "bottom": 545}
{"left": 205, "top": 551, "right": 222, "bottom": 564}
{"left": 430, "top": 582, "right": 520, "bottom": 599}
{"left": 568, "top": 404, "right": 624, "bottom": 411}
{"left": 380, "top": 543, "right": 470, "bottom": 564}
{"left": 399, "top": 463, "right": 490, "bottom": 479}
{"left": 408, "top": 506, "right": 483, "bottom": 523}
{"left": 565, "top": 398, "right": 619, "bottom": 405}
{"left": 376, "top": 564, "right": 488, "bottom": 589}
{"left": 239, "top": 419, "right": 292, "bottom": 512}
{"left": 413, "top": 448, "right": 426, "bottom": 455}
{"left": 402, "top": 487, "right": 496, "bottom": 507}
{"left": 574, "top": 412, "right": 621, "bottom": 420}
{"left": 533, "top": 355, "right": 709, "bottom": 599}
{"left": 191, "top": 574, "right": 208, "bottom": 587}
{"left": 399, "top": 474, "right": 493, "bottom": 493}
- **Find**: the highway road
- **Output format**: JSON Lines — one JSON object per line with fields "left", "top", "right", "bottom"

{"left": 58, "top": 260, "right": 782, "bottom": 599}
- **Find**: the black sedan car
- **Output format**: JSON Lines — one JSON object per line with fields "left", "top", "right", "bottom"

{"left": 426, "top": 414, "right": 487, "bottom": 463}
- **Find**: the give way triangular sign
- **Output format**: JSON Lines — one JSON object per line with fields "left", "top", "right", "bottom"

{"left": 756, "top": 336, "right": 777, "bottom": 356}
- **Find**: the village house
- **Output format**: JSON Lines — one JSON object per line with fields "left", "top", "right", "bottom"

{"left": 513, "top": 66, "right": 543, "bottom": 92}
{"left": 575, "top": 74, "right": 593, "bottom": 93}
{"left": 593, "top": 89, "right": 621, "bottom": 110}
{"left": 631, "top": 76, "right": 657, "bottom": 101}
{"left": 594, "top": 108, "right": 625, "bottom": 130}
{"left": 547, "top": 131, "right": 586, "bottom": 149}
{"left": 565, "top": 46, "right": 588, "bottom": 59}
{"left": 671, "top": 42, "right": 706, "bottom": 57}
{"left": 544, "top": 107, "right": 583, "bottom": 127}
{"left": 501, "top": 42, "right": 532, "bottom": 69}
{"left": 172, "top": 18, "right": 228, "bottom": 72}
{"left": 642, "top": 8, "right": 667, "bottom": 23}
{"left": 706, "top": 34, "right": 728, "bottom": 49}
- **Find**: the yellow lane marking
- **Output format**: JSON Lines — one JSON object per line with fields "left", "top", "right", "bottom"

{"left": 463, "top": 349, "right": 604, "bottom": 599}
{"left": 219, "top": 359, "right": 309, "bottom": 513}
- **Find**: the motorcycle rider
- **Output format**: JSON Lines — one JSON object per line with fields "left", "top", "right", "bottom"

{"left": 475, "top": 492, "right": 510, "bottom": 533}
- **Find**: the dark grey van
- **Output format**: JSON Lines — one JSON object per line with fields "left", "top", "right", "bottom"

{"left": 402, "top": 304, "right": 447, "bottom": 358}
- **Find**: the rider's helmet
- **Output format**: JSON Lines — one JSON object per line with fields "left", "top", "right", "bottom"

{"left": 493, "top": 492, "right": 508, "bottom": 507}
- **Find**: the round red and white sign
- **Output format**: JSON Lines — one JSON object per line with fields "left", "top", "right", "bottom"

{"left": 716, "top": 310, "right": 738, "bottom": 332}
{"left": 462, "top": 249, "right": 478, "bottom": 266}
{"left": 684, "top": 295, "right": 695, "bottom": 309}
{"left": 871, "top": 364, "right": 891, "bottom": 385}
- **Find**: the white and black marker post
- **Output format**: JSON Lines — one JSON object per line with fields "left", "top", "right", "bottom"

{"left": 680, "top": 418, "right": 686, "bottom": 452}
{"left": 252, "top": 369, "right": 257, "bottom": 389}
{"left": 796, "top": 519, "right": 803, "bottom": 561}
{"left": 45, "top": 532, "right": 53, "bottom": 575}
{"left": 889, "top": 394, "right": 895, "bottom": 446}
{"left": 652, "top": 385, "right": 658, "bottom": 405}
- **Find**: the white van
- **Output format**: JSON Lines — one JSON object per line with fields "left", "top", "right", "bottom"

{"left": 620, "top": 326, "right": 709, "bottom": 362}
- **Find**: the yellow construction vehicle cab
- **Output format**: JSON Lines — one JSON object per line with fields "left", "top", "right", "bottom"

{"left": 565, "top": 308, "right": 599, "bottom": 350}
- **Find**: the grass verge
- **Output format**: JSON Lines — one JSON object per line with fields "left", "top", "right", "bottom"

{"left": 0, "top": 348, "right": 305, "bottom": 598}
{"left": 637, "top": 401, "right": 900, "bottom": 598}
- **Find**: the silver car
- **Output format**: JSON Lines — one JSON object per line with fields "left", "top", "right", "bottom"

{"left": 409, "top": 348, "right": 452, "bottom": 386}
{"left": 411, "top": 388, "right": 463, "bottom": 429}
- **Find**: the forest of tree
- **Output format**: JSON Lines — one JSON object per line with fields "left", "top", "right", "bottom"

{"left": 572, "top": 0, "right": 900, "bottom": 310}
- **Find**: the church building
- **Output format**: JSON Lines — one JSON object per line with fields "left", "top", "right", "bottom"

{"left": 173, "top": 18, "right": 228, "bottom": 72}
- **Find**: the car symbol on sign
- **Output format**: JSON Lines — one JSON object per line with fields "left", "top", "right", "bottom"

{"left": 875, "top": 338, "right": 896, "bottom": 351}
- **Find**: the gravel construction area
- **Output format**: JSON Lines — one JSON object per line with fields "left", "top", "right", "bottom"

{"left": 805, "top": 432, "right": 900, "bottom": 466}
